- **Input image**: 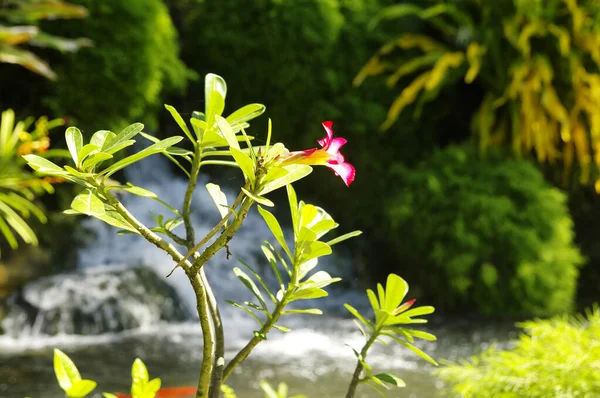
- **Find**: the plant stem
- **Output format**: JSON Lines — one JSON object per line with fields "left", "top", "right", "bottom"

{"left": 202, "top": 267, "right": 225, "bottom": 398}
{"left": 345, "top": 333, "right": 378, "bottom": 398}
{"left": 183, "top": 146, "right": 203, "bottom": 244}
{"left": 222, "top": 298, "right": 288, "bottom": 381}
{"left": 223, "top": 231, "right": 304, "bottom": 380}
{"left": 190, "top": 196, "right": 254, "bottom": 275}
{"left": 189, "top": 270, "right": 215, "bottom": 398}
{"left": 175, "top": 188, "right": 247, "bottom": 270}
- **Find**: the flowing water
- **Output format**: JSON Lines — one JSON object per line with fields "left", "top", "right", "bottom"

{"left": 0, "top": 156, "right": 519, "bottom": 397}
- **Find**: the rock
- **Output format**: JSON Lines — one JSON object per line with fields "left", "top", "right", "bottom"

{"left": 0, "top": 265, "right": 191, "bottom": 337}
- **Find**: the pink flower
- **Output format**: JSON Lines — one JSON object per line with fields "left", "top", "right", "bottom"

{"left": 279, "top": 121, "right": 355, "bottom": 186}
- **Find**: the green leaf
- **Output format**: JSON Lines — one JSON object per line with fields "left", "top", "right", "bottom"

{"left": 143, "top": 378, "right": 161, "bottom": 398}
{"left": 117, "top": 184, "right": 158, "bottom": 198}
{"left": 402, "top": 306, "right": 435, "bottom": 318}
{"left": 383, "top": 274, "right": 409, "bottom": 312}
{"left": 205, "top": 73, "right": 227, "bottom": 109}
{"left": 273, "top": 324, "right": 291, "bottom": 332}
{"left": 103, "top": 140, "right": 136, "bottom": 156}
{"left": 81, "top": 152, "right": 112, "bottom": 171}
{"left": 131, "top": 358, "right": 149, "bottom": 397}
{"left": 230, "top": 147, "right": 255, "bottom": 182}
{"left": 239, "top": 259, "right": 276, "bottom": 304}
{"left": 241, "top": 187, "right": 274, "bottom": 207}
{"left": 23, "top": 154, "right": 67, "bottom": 175}
{"left": 403, "top": 328, "right": 437, "bottom": 341}
{"left": 234, "top": 267, "right": 267, "bottom": 311}
{"left": 298, "top": 241, "right": 332, "bottom": 264}
{"left": 257, "top": 206, "right": 292, "bottom": 259}
{"left": 367, "top": 289, "right": 380, "bottom": 311}
{"left": 65, "top": 127, "right": 83, "bottom": 166}
{"left": 90, "top": 130, "right": 115, "bottom": 148}
{"left": 101, "top": 136, "right": 183, "bottom": 177}
{"left": 296, "top": 258, "right": 318, "bottom": 280}
{"left": 299, "top": 270, "right": 340, "bottom": 289}
{"left": 326, "top": 230, "right": 363, "bottom": 246}
{"left": 258, "top": 165, "right": 312, "bottom": 195}
{"left": 289, "top": 287, "right": 328, "bottom": 301}
{"left": 103, "top": 123, "right": 144, "bottom": 153}
{"left": 286, "top": 184, "right": 299, "bottom": 233}
{"left": 226, "top": 300, "right": 263, "bottom": 326}
{"left": 395, "top": 339, "right": 438, "bottom": 365}
{"left": 66, "top": 379, "right": 97, "bottom": 398}
{"left": 344, "top": 303, "right": 371, "bottom": 327}
{"left": 95, "top": 210, "right": 138, "bottom": 233}
{"left": 282, "top": 308, "right": 323, "bottom": 315}
{"left": 53, "top": 349, "right": 81, "bottom": 392}
{"left": 103, "top": 394, "right": 119, "bottom": 398}
{"left": 165, "top": 104, "right": 194, "bottom": 142}
{"left": 215, "top": 115, "right": 240, "bottom": 150}
{"left": 70, "top": 190, "right": 105, "bottom": 217}
{"left": 77, "top": 144, "right": 101, "bottom": 164}
{"left": 206, "top": 183, "right": 229, "bottom": 220}
{"left": 226, "top": 103, "right": 265, "bottom": 126}
{"left": 373, "top": 373, "right": 406, "bottom": 388}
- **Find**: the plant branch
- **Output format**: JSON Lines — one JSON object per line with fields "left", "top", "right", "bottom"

{"left": 202, "top": 267, "right": 225, "bottom": 398}
{"left": 345, "top": 333, "right": 378, "bottom": 398}
{"left": 96, "top": 183, "right": 193, "bottom": 272}
{"left": 189, "top": 270, "right": 215, "bottom": 398}
{"left": 164, "top": 229, "right": 188, "bottom": 246}
{"left": 173, "top": 186, "right": 247, "bottom": 271}
{"left": 190, "top": 196, "right": 254, "bottom": 275}
{"left": 183, "top": 145, "right": 203, "bottom": 244}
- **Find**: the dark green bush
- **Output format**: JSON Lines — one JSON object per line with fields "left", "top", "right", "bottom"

{"left": 437, "top": 307, "right": 600, "bottom": 397}
{"left": 387, "top": 144, "right": 584, "bottom": 316}
{"left": 40, "top": 0, "right": 189, "bottom": 132}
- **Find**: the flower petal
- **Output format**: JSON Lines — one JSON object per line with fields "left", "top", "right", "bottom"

{"left": 319, "top": 121, "right": 334, "bottom": 148}
{"left": 326, "top": 137, "right": 347, "bottom": 156}
{"left": 326, "top": 161, "right": 355, "bottom": 187}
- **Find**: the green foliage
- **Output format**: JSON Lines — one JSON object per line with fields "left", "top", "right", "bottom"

{"left": 227, "top": 184, "right": 360, "bottom": 335}
{"left": 437, "top": 306, "right": 600, "bottom": 397}
{"left": 53, "top": 350, "right": 161, "bottom": 398}
{"left": 53, "top": 349, "right": 97, "bottom": 398}
{"left": 386, "top": 144, "right": 584, "bottom": 316}
{"left": 260, "top": 381, "right": 306, "bottom": 398}
{"left": 0, "top": 0, "right": 90, "bottom": 80}
{"left": 357, "top": 0, "right": 600, "bottom": 185}
{"left": 345, "top": 274, "right": 436, "bottom": 396}
{"left": 0, "top": 109, "right": 68, "bottom": 257}
{"left": 40, "top": 0, "right": 188, "bottom": 131}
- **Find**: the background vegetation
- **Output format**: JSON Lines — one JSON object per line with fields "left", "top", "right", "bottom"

{"left": 1, "top": 0, "right": 599, "bottom": 318}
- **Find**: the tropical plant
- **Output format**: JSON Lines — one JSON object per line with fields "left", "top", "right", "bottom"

{"left": 356, "top": 0, "right": 600, "bottom": 186}
{"left": 27, "top": 73, "right": 436, "bottom": 397}
{"left": 0, "top": 0, "right": 91, "bottom": 80}
{"left": 0, "top": 108, "right": 66, "bottom": 257}
{"left": 386, "top": 144, "right": 584, "bottom": 316}
{"left": 437, "top": 306, "right": 600, "bottom": 397}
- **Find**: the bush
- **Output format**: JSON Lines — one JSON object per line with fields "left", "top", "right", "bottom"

{"left": 437, "top": 307, "right": 600, "bottom": 397}
{"left": 357, "top": 0, "right": 600, "bottom": 186}
{"left": 386, "top": 144, "right": 584, "bottom": 316}
{"left": 40, "top": 0, "right": 188, "bottom": 132}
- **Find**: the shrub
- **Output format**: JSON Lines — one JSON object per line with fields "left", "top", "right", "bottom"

{"left": 437, "top": 307, "right": 600, "bottom": 397}
{"left": 40, "top": 0, "right": 188, "bottom": 132}
{"left": 357, "top": 0, "right": 600, "bottom": 186}
{"left": 386, "top": 144, "right": 584, "bottom": 316}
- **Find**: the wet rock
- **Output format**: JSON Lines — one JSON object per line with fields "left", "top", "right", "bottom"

{"left": 0, "top": 265, "right": 191, "bottom": 336}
